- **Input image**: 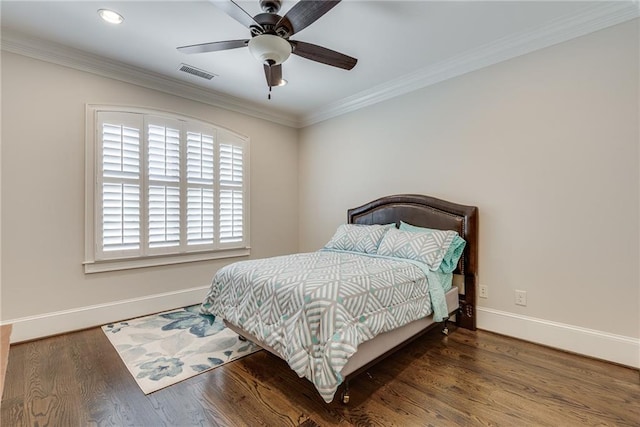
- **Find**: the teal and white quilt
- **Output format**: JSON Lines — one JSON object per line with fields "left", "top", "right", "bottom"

{"left": 201, "top": 250, "right": 451, "bottom": 402}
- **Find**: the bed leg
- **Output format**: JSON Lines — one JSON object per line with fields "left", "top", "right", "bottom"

{"left": 442, "top": 317, "right": 450, "bottom": 336}
{"left": 341, "top": 380, "right": 350, "bottom": 404}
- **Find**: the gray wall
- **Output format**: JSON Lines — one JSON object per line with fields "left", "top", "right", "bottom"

{"left": 298, "top": 21, "right": 639, "bottom": 343}
{"left": 1, "top": 52, "right": 299, "bottom": 327}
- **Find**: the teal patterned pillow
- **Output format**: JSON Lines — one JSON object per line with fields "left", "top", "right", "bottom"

{"left": 323, "top": 224, "right": 392, "bottom": 254}
{"left": 399, "top": 222, "right": 466, "bottom": 273}
{"left": 377, "top": 227, "right": 459, "bottom": 271}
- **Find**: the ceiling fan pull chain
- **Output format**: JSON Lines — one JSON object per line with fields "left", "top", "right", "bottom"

{"left": 267, "top": 63, "right": 272, "bottom": 100}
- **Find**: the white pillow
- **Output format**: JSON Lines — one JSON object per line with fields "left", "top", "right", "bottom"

{"left": 377, "top": 227, "right": 458, "bottom": 271}
{"left": 323, "top": 224, "right": 392, "bottom": 254}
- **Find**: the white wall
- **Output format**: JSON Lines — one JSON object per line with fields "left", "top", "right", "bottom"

{"left": 1, "top": 52, "right": 299, "bottom": 340}
{"left": 299, "top": 20, "right": 639, "bottom": 366}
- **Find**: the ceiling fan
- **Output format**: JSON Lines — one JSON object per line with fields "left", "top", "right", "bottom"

{"left": 177, "top": 0, "right": 357, "bottom": 98}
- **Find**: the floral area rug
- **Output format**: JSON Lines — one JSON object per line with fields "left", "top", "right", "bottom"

{"left": 101, "top": 305, "right": 260, "bottom": 394}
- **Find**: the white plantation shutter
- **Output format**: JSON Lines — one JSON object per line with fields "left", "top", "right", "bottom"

{"left": 187, "top": 130, "right": 215, "bottom": 246}
{"left": 219, "top": 138, "right": 245, "bottom": 244}
{"left": 147, "top": 120, "right": 181, "bottom": 252}
{"left": 148, "top": 124, "right": 180, "bottom": 181}
{"left": 187, "top": 131, "right": 214, "bottom": 182}
{"left": 97, "top": 112, "right": 142, "bottom": 257}
{"left": 102, "top": 183, "right": 140, "bottom": 251}
{"left": 148, "top": 185, "right": 180, "bottom": 248}
{"left": 102, "top": 122, "right": 140, "bottom": 177}
{"left": 220, "top": 189, "right": 243, "bottom": 243}
{"left": 88, "top": 106, "right": 249, "bottom": 271}
{"left": 187, "top": 188, "right": 214, "bottom": 244}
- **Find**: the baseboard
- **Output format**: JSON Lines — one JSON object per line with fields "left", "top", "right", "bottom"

{"left": 477, "top": 307, "right": 640, "bottom": 369}
{"left": 1, "top": 285, "right": 210, "bottom": 344}
{"left": 4, "top": 292, "right": 639, "bottom": 369}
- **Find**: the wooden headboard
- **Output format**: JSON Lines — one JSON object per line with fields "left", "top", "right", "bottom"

{"left": 347, "top": 194, "right": 479, "bottom": 330}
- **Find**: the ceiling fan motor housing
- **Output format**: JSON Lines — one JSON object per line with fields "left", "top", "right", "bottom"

{"left": 250, "top": 12, "right": 292, "bottom": 38}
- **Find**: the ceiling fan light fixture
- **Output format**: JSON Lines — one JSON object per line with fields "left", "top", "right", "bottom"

{"left": 248, "top": 34, "right": 291, "bottom": 65}
{"left": 98, "top": 9, "right": 124, "bottom": 24}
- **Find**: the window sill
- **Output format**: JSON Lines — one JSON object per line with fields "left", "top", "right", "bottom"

{"left": 84, "top": 247, "right": 250, "bottom": 273}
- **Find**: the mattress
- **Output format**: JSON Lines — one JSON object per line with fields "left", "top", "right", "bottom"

{"left": 202, "top": 250, "right": 453, "bottom": 402}
{"left": 225, "top": 286, "right": 458, "bottom": 378}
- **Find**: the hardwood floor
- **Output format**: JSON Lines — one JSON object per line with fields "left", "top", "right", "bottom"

{"left": 1, "top": 325, "right": 638, "bottom": 426}
{"left": 0, "top": 324, "right": 11, "bottom": 400}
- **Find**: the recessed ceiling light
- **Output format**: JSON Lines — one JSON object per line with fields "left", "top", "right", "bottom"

{"left": 98, "top": 9, "right": 124, "bottom": 25}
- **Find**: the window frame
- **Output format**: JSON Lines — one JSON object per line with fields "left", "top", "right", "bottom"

{"left": 84, "top": 105, "right": 250, "bottom": 273}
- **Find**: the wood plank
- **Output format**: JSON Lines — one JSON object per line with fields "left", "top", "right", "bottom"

{"left": 83, "top": 328, "right": 168, "bottom": 425}
{"left": 0, "top": 324, "right": 11, "bottom": 400}
{"left": 0, "top": 328, "right": 25, "bottom": 426}
{"left": 2, "top": 325, "right": 638, "bottom": 426}
{"left": 23, "top": 334, "right": 84, "bottom": 425}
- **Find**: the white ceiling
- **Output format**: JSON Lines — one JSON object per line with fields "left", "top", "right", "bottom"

{"left": 1, "top": 1, "right": 638, "bottom": 127}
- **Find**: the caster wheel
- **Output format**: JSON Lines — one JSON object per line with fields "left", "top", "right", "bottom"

{"left": 341, "top": 393, "right": 350, "bottom": 404}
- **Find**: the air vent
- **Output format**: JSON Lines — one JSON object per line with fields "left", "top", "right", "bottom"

{"left": 178, "top": 64, "right": 216, "bottom": 80}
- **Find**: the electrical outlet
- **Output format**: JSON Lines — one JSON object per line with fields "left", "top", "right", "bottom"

{"left": 515, "top": 290, "right": 527, "bottom": 306}
{"left": 479, "top": 285, "right": 488, "bottom": 299}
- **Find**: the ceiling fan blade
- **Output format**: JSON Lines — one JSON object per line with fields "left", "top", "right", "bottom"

{"left": 290, "top": 41, "right": 357, "bottom": 70}
{"left": 177, "top": 39, "right": 249, "bottom": 54}
{"left": 211, "top": 0, "right": 263, "bottom": 30}
{"left": 264, "top": 63, "right": 283, "bottom": 87}
{"left": 279, "top": 0, "right": 341, "bottom": 35}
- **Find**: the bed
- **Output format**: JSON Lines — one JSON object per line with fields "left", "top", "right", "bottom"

{"left": 201, "top": 194, "right": 478, "bottom": 403}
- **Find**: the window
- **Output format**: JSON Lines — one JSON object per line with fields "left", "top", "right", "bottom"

{"left": 85, "top": 106, "right": 250, "bottom": 273}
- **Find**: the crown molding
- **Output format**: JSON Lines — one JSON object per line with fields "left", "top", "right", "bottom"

{"left": 0, "top": 31, "right": 302, "bottom": 128}
{"left": 300, "top": 1, "right": 640, "bottom": 127}
{"left": 2, "top": 2, "right": 638, "bottom": 129}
